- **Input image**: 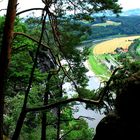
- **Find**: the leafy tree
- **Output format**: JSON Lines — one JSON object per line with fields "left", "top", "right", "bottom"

{"left": 0, "top": 0, "right": 122, "bottom": 140}
{"left": 63, "top": 119, "right": 93, "bottom": 140}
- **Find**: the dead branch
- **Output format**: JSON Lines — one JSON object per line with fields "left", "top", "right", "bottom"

{"left": 16, "top": 8, "right": 44, "bottom": 16}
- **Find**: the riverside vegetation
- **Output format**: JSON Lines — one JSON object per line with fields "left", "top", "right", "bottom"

{"left": 1, "top": 1, "right": 140, "bottom": 139}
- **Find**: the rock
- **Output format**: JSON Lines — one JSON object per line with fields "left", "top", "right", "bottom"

{"left": 93, "top": 71, "right": 140, "bottom": 140}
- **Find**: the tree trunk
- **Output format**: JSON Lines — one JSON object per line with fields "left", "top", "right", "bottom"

{"left": 41, "top": 74, "right": 52, "bottom": 140}
{"left": 56, "top": 107, "right": 61, "bottom": 140}
{"left": 11, "top": 110, "right": 26, "bottom": 140}
{"left": 41, "top": 91, "right": 49, "bottom": 140}
{"left": 56, "top": 85, "right": 63, "bottom": 140}
{"left": 41, "top": 112, "right": 47, "bottom": 140}
{"left": 0, "top": 0, "right": 17, "bottom": 139}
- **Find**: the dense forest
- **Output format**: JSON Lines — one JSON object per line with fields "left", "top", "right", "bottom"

{"left": 88, "top": 16, "right": 140, "bottom": 40}
{"left": 0, "top": 0, "right": 140, "bottom": 140}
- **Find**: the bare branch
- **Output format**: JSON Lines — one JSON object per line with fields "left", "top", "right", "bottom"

{"left": 26, "top": 97, "right": 99, "bottom": 113}
{"left": 98, "top": 67, "right": 123, "bottom": 101}
{"left": 57, "top": 56, "right": 79, "bottom": 91}
{"left": 0, "top": 9, "right": 7, "bottom": 12}
{"left": 75, "top": 115, "right": 95, "bottom": 121}
{"left": 25, "top": 65, "right": 122, "bottom": 115}
{"left": 16, "top": 8, "right": 44, "bottom": 16}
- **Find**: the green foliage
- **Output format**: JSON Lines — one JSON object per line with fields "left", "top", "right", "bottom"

{"left": 63, "top": 119, "right": 94, "bottom": 140}
{"left": 4, "top": 94, "right": 24, "bottom": 136}
{"left": 0, "top": 0, "right": 122, "bottom": 139}
{"left": 54, "top": 0, "right": 121, "bottom": 19}
{"left": 0, "top": 16, "right": 5, "bottom": 47}
{"left": 88, "top": 16, "right": 140, "bottom": 40}
{"left": 20, "top": 126, "right": 42, "bottom": 140}
{"left": 2, "top": 16, "right": 92, "bottom": 139}
{"left": 128, "top": 38, "right": 140, "bottom": 59}
{"left": 61, "top": 106, "right": 73, "bottom": 122}
{"left": 60, "top": 20, "right": 91, "bottom": 56}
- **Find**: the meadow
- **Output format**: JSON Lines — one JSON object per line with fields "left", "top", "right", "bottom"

{"left": 92, "top": 20, "right": 121, "bottom": 27}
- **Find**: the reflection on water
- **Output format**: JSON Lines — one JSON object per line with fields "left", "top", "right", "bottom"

{"left": 73, "top": 103, "right": 105, "bottom": 128}
{"left": 73, "top": 70, "right": 105, "bottom": 129}
{"left": 86, "top": 70, "right": 100, "bottom": 90}
{"left": 63, "top": 68, "right": 105, "bottom": 129}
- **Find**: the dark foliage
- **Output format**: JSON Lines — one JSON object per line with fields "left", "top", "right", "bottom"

{"left": 93, "top": 71, "right": 140, "bottom": 140}
{"left": 89, "top": 16, "right": 140, "bottom": 40}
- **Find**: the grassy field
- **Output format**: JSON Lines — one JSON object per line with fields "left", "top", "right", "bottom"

{"left": 92, "top": 20, "right": 121, "bottom": 27}
{"left": 88, "top": 48, "right": 111, "bottom": 80}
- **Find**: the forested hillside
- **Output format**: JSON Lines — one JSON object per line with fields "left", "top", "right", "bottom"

{"left": 88, "top": 16, "right": 140, "bottom": 40}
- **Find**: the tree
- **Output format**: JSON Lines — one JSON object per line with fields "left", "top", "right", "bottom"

{"left": 62, "top": 119, "right": 93, "bottom": 140}
{"left": 0, "top": 0, "right": 122, "bottom": 140}
{"left": 0, "top": 0, "right": 17, "bottom": 139}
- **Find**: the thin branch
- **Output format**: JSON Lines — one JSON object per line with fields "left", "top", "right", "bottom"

{"left": 0, "top": 9, "right": 7, "bottom": 12}
{"left": 25, "top": 68, "right": 122, "bottom": 113}
{"left": 57, "top": 56, "right": 78, "bottom": 91}
{"left": 12, "top": 8, "right": 48, "bottom": 140}
{"left": 14, "top": 32, "right": 50, "bottom": 49}
{"left": 13, "top": 32, "right": 58, "bottom": 66}
{"left": 44, "top": 116, "right": 95, "bottom": 127}
{"left": 75, "top": 115, "right": 95, "bottom": 121}
{"left": 12, "top": 44, "right": 27, "bottom": 52}
{"left": 59, "top": 128, "right": 74, "bottom": 140}
{"left": 16, "top": 8, "right": 44, "bottom": 16}
{"left": 98, "top": 67, "right": 123, "bottom": 101}
{"left": 46, "top": 7, "right": 83, "bottom": 95}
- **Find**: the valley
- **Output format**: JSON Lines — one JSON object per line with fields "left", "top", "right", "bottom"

{"left": 88, "top": 35, "right": 140, "bottom": 80}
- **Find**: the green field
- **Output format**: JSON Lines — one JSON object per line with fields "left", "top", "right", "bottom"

{"left": 88, "top": 36, "right": 140, "bottom": 81}
{"left": 88, "top": 48, "right": 111, "bottom": 80}
{"left": 92, "top": 20, "right": 121, "bottom": 27}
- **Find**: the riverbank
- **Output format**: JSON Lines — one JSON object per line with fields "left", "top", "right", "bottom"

{"left": 84, "top": 61, "right": 102, "bottom": 89}
{"left": 87, "top": 35, "right": 140, "bottom": 81}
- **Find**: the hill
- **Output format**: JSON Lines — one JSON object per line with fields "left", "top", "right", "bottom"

{"left": 87, "top": 16, "right": 140, "bottom": 41}
{"left": 121, "top": 9, "right": 140, "bottom": 16}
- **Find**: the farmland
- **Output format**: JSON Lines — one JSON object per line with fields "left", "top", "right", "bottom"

{"left": 88, "top": 36, "right": 140, "bottom": 80}
{"left": 93, "top": 36, "right": 140, "bottom": 54}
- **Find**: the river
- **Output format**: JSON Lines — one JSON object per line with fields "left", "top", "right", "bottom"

{"left": 73, "top": 62, "right": 105, "bottom": 129}
{"left": 62, "top": 38, "right": 111, "bottom": 129}
{"left": 73, "top": 35, "right": 139, "bottom": 129}
{"left": 63, "top": 62, "right": 105, "bottom": 129}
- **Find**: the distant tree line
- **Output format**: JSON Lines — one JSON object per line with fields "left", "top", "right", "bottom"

{"left": 88, "top": 16, "right": 140, "bottom": 40}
